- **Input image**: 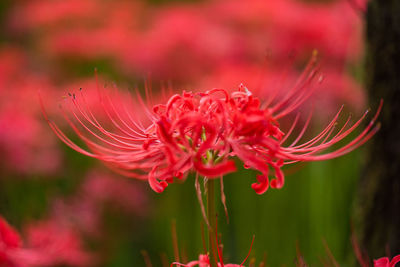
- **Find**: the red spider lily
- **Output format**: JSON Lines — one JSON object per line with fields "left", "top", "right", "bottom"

{"left": 41, "top": 58, "right": 381, "bottom": 194}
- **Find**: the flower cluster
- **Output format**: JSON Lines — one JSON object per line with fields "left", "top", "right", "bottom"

{"left": 8, "top": 0, "right": 365, "bottom": 114}
{"left": 43, "top": 61, "right": 381, "bottom": 195}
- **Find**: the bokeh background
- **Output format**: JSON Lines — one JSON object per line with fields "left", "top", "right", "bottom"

{"left": 0, "top": 0, "right": 370, "bottom": 266}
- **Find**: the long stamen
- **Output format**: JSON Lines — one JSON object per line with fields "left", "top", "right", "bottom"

{"left": 239, "top": 235, "right": 255, "bottom": 267}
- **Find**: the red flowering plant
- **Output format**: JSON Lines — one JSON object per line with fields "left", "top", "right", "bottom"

{"left": 41, "top": 56, "right": 382, "bottom": 196}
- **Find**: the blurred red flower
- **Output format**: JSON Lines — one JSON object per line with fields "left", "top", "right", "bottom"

{"left": 8, "top": 0, "right": 365, "bottom": 113}
{"left": 24, "top": 220, "right": 94, "bottom": 267}
{"left": 0, "top": 215, "right": 93, "bottom": 267}
{"left": 50, "top": 170, "right": 149, "bottom": 236}
{"left": 0, "top": 47, "right": 62, "bottom": 175}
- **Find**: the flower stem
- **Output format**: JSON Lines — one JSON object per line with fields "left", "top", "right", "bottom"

{"left": 207, "top": 178, "right": 218, "bottom": 267}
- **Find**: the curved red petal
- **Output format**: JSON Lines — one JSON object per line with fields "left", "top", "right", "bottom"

{"left": 374, "top": 257, "right": 390, "bottom": 267}
{"left": 390, "top": 255, "right": 400, "bottom": 267}
{"left": 251, "top": 174, "right": 269, "bottom": 195}
{"left": 0, "top": 216, "right": 21, "bottom": 248}
{"left": 194, "top": 160, "right": 236, "bottom": 178}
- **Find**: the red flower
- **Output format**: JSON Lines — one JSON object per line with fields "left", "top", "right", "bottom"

{"left": 374, "top": 255, "right": 400, "bottom": 267}
{"left": 24, "top": 220, "right": 94, "bottom": 267}
{"left": 171, "top": 254, "right": 244, "bottom": 267}
{"left": 42, "top": 61, "right": 381, "bottom": 194}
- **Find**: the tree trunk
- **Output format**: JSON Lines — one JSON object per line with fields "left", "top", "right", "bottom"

{"left": 355, "top": 0, "right": 400, "bottom": 259}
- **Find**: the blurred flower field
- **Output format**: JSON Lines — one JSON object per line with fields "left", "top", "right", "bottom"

{"left": 0, "top": 0, "right": 387, "bottom": 266}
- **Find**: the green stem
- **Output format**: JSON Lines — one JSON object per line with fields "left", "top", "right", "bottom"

{"left": 207, "top": 178, "right": 218, "bottom": 267}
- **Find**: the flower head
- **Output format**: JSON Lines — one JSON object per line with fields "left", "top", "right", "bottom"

{"left": 42, "top": 61, "right": 381, "bottom": 194}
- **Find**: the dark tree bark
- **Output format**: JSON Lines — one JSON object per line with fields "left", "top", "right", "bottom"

{"left": 355, "top": 0, "right": 400, "bottom": 259}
